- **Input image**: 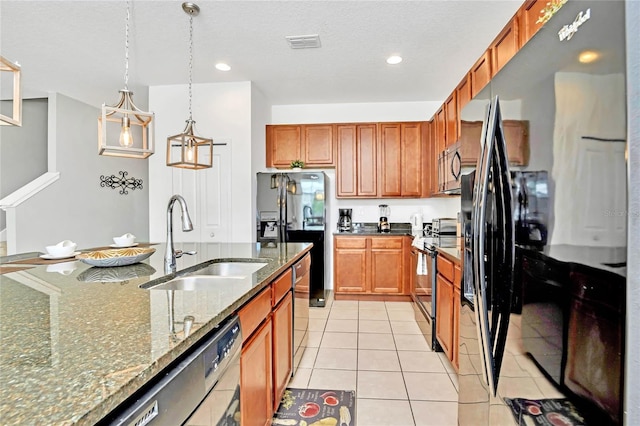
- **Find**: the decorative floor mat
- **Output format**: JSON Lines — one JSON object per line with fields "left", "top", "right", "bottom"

{"left": 273, "top": 388, "right": 356, "bottom": 426}
{"left": 504, "top": 397, "right": 587, "bottom": 426}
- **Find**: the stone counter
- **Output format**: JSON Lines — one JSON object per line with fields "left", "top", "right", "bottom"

{"left": 0, "top": 242, "right": 311, "bottom": 425}
{"left": 437, "top": 246, "right": 462, "bottom": 264}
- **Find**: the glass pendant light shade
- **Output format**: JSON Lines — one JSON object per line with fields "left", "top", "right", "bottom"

{"left": 0, "top": 55, "right": 22, "bottom": 126}
{"left": 167, "top": 119, "right": 213, "bottom": 169}
{"left": 99, "top": 89, "right": 155, "bottom": 158}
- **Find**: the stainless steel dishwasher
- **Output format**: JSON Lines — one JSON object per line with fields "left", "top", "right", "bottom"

{"left": 107, "top": 316, "right": 241, "bottom": 426}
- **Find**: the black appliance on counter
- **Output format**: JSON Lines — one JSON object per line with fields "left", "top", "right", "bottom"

{"left": 338, "top": 208, "right": 352, "bottom": 232}
{"left": 256, "top": 172, "right": 328, "bottom": 307}
{"left": 458, "top": 3, "right": 627, "bottom": 424}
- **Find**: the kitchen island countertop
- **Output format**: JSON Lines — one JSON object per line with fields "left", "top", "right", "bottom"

{"left": 0, "top": 242, "right": 311, "bottom": 425}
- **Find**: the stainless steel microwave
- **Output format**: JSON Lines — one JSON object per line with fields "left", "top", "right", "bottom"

{"left": 437, "top": 141, "right": 462, "bottom": 194}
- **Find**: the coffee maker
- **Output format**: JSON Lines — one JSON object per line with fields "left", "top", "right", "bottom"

{"left": 338, "top": 208, "right": 352, "bottom": 232}
{"left": 378, "top": 204, "right": 390, "bottom": 233}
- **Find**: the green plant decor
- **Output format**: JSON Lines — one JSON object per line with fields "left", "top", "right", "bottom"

{"left": 290, "top": 160, "right": 304, "bottom": 169}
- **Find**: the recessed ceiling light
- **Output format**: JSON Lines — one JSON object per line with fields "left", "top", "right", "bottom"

{"left": 386, "top": 55, "right": 403, "bottom": 65}
{"left": 578, "top": 50, "right": 600, "bottom": 63}
{"left": 215, "top": 63, "right": 231, "bottom": 71}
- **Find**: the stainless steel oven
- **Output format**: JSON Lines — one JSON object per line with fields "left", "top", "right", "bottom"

{"left": 411, "top": 240, "right": 439, "bottom": 351}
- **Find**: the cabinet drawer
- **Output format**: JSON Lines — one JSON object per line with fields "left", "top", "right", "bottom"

{"left": 272, "top": 268, "right": 293, "bottom": 306}
{"left": 454, "top": 264, "right": 462, "bottom": 290}
{"left": 239, "top": 286, "right": 272, "bottom": 343}
{"left": 438, "top": 254, "right": 454, "bottom": 283}
{"left": 335, "top": 236, "right": 367, "bottom": 249}
{"left": 294, "top": 253, "right": 311, "bottom": 283}
{"left": 370, "top": 236, "right": 403, "bottom": 250}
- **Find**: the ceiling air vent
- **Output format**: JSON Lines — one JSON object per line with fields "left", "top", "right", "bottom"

{"left": 285, "top": 34, "right": 321, "bottom": 49}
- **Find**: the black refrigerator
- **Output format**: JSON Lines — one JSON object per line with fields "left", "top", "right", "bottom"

{"left": 256, "top": 172, "right": 328, "bottom": 307}
{"left": 458, "top": 2, "right": 627, "bottom": 424}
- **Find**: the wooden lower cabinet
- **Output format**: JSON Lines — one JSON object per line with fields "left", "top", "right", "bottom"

{"left": 334, "top": 235, "right": 409, "bottom": 297}
{"left": 272, "top": 292, "right": 293, "bottom": 411}
{"left": 241, "top": 319, "right": 273, "bottom": 426}
{"left": 436, "top": 273, "right": 454, "bottom": 358}
{"left": 435, "top": 253, "right": 462, "bottom": 371}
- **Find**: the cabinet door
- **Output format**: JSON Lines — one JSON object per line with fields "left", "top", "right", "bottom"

{"left": 357, "top": 124, "right": 378, "bottom": 197}
{"left": 272, "top": 292, "right": 293, "bottom": 411}
{"left": 378, "top": 123, "right": 402, "bottom": 197}
{"left": 491, "top": 18, "right": 520, "bottom": 75}
{"left": 421, "top": 121, "right": 434, "bottom": 197}
{"left": 444, "top": 93, "right": 458, "bottom": 148}
{"left": 241, "top": 319, "right": 273, "bottom": 426}
{"left": 471, "top": 51, "right": 492, "bottom": 98}
{"left": 453, "top": 285, "right": 460, "bottom": 371}
{"left": 459, "top": 121, "right": 483, "bottom": 166}
{"left": 304, "top": 124, "right": 334, "bottom": 166}
{"left": 269, "top": 125, "right": 301, "bottom": 168}
{"left": 336, "top": 125, "right": 357, "bottom": 197}
{"left": 436, "top": 273, "right": 453, "bottom": 360}
{"left": 334, "top": 237, "right": 368, "bottom": 293}
{"left": 435, "top": 106, "right": 446, "bottom": 158}
{"left": 401, "top": 122, "right": 422, "bottom": 197}
{"left": 370, "top": 237, "right": 404, "bottom": 294}
{"left": 456, "top": 74, "right": 472, "bottom": 134}
{"left": 519, "top": 0, "right": 547, "bottom": 46}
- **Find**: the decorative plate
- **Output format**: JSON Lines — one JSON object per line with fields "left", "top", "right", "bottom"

{"left": 77, "top": 263, "right": 157, "bottom": 282}
{"left": 76, "top": 247, "right": 156, "bottom": 268}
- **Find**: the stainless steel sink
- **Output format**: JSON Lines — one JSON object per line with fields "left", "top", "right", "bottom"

{"left": 193, "top": 262, "right": 268, "bottom": 277}
{"left": 147, "top": 275, "right": 247, "bottom": 291}
{"left": 142, "top": 261, "right": 268, "bottom": 291}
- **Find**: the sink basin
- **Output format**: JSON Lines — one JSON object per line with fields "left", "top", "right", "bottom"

{"left": 142, "top": 261, "right": 269, "bottom": 291}
{"left": 193, "top": 262, "right": 268, "bottom": 277}
{"left": 147, "top": 275, "right": 247, "bottom": 291}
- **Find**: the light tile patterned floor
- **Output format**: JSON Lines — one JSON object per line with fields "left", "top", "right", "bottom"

{"left": 288, "top": 296, "right": 459, "bottom": 426}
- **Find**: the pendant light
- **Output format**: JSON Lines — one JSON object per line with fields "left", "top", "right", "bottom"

{"left": 166, "top": 2, "right": 213, "bottom": 170}
{"left": 98, "top": 0, "right": 154, "bottom": 159}
{"left": 0, "top": 56, "right": 22, "bottom": 126}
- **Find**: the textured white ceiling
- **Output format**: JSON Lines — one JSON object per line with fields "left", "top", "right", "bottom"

{"left": 0, "top": 1, "right": 523, "bottom": 109}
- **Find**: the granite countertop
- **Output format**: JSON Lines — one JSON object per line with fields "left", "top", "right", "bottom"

{"left": 0, "top": 242, "right": 311, "bottom": 425}
{"left": 333, "top": 222, "right": 414, "bottom": 236}
{"left": 437, "top": 246, "right": 462, "bottom": 264}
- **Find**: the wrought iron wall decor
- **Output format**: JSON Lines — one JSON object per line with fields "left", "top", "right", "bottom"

{"left": 100, "top": 171, "right": 143, "bottom": 195}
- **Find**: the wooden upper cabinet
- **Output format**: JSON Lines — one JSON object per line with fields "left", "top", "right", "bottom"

{"left": 435, "top": 106, "right": 446, "bottom": 156}
{"left": 401, "top": 122, "right": 422, "bottom": 197}
{"left": 519, "top": 0, "right": 547, "bottom": 47}
{"left": 378, "top": 124, "right": 402, "bottom": 197}
{"left": 267, "top": 125, "right": 301, "bottom": 168}
{"left": 456, "top": 74, "right": 472, "bottom": 131}
{"left": 304, "top": 124, "right": 334, "bottom": 165}
{"left": 444, "top": 93, "right": 458, "bottom": 147}
{"left": 266, "top": 124, "right": 334, "bottom": 168}
{"left": 357, "top": 124, "right": 378, "bottom": 197}
{"left": 336, "top": 123, "right": 377, "bottom": 198}
{"left": 379, "top": 122, "right": 422, "bottom": 197}
{"left": 491, "top": 17, "right": 520, "bottom": 76}
{"left": 336, "top": 125, "right": 357, "bottom": 197}
{"left": 421, "top": 120, "right": 434, "bottom": 198}
{"left": 471, "top": 51, "right": 492, "bottom": 98}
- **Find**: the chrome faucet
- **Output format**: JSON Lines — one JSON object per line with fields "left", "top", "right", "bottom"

{"left": 165, "top": 194, "right": 194, "bottom": 274}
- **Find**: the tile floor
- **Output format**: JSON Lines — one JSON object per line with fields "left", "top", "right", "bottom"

{"left": 287, "top": 297, "right": 459, "bottom": 426}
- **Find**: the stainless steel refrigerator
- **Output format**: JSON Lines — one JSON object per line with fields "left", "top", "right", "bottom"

{"left": 459, "top": 2, "right": 627, "bottom": 424}
{"left": 256, "top": 172, "right": 328, "bottom": 307}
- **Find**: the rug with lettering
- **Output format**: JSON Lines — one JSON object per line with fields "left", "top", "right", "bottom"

{"left": 273, "top": 388, "right": 356, "bottom": 426}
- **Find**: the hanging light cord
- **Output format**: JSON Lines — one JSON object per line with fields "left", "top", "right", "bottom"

{"left": 124, "top": 0, "right": 130, "bottom": 91}
{"left": 188, "top": 11, "right": 194, "bottom": 121}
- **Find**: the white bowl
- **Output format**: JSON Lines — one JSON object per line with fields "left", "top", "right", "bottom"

{"left": 113, "top": 233, "right": 136, "bottom": 247}
{"left": 45, "top": 240, "right": 77, "bottom": 257}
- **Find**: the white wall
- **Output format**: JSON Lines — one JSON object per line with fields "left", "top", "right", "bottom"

{"left": 0, "top": 98, "right": 48, "bottom": 231}
{"left": 11, "top": 93, "right": 150, "bottom": 253}
{"left": 250, "top": 85, "right": 271, "bottom": 239}
{"left": 148, "top": 82, "right": 255, "bottom": 243}
{"left": 267, "top": 101, "right": 462, "bottom": 290}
